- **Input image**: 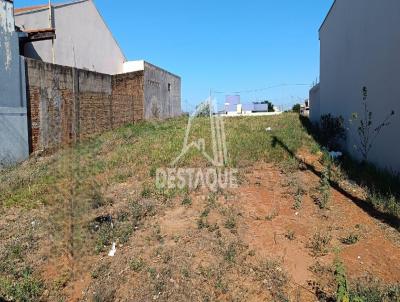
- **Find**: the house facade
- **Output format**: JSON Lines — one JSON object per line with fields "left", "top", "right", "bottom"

{"left": 310, "top": 0, "right": 400, "bottom": 172}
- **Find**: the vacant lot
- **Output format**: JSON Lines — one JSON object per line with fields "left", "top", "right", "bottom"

{"left": 0, "top": 114, "right": 399, "bottom": 301}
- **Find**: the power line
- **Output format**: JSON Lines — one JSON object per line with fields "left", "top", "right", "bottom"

{"left": 211, "top": 83, "right": 312, "bottom": 95}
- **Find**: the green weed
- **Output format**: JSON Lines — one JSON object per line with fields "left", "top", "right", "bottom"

{"left": 130, "top": 258, "right": 146, "bottom": 272}
{"left": 308, "top": 232, "right": 332, "bottom": 257}
{"left": 340, "top": 233, "right": 359, "bottom": 245}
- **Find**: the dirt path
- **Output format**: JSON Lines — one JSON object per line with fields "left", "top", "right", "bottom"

{"left": 237, "top": 163, "right": 400, "bottom": 291}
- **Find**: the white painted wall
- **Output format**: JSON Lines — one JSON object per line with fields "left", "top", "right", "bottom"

{"left": 0, "top": 0, "right": 29, "bottom": 166}
{"left": 15, "top": 0, "right": 126, "bottom": 75}
{"left": 123, "top": 60, "right": 144, "bottom": 73}
{"left": 317, "top": 0, "right": 400, "bottom": 172}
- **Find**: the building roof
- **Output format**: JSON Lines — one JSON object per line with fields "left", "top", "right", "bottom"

{"left": 14, "top": 0, "right": 127, "bottom": 61}
{"left": 19, "top": 28, "right": 56, "bottom": 43}
{"left": 319, "top": 0, "right": 337, "bottom": 32}
{"left": 14, "top": 0, "right": 89, "bottom": 15}
{"left": 14, "top": 4, "right": 49, "bottom": 14}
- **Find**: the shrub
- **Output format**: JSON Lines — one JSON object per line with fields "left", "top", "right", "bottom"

{"left": 285, "top": 230, "right": 296, "bottom": 241}
{"left": 0, "top": 268, "right": 43, "bottom": 302}
{"left": 224, "top": 216, "right": 236, "bottom": 230}
{"left": 254, "top": 259, "right": 289, "bottom": 301}
{"left": 350, "top": 276, "right": 400, "bottom": 302}
{"left": 181, "top": 195, "right": 192, "bottom": 206}
{"left": 308, "top": 232, "right": 332, "bottom": 256}
{"left": 195, "top": 101, "right": 211, "bottom": 117}
{"left": 293, "top": 186, "right": 304, "bottom": 210}
{"left": 224, "top": 243, "right": 237, "bottom": 263}
{"left": 130, "top": 258, "right": 146, "bottom": 272}
{"left": 340, "top": 233, "right": 359, "bottom": 245}
{"left": 315, "top": 164, "right": 331, "bottom": 209}
{"left": 367, "top": 192, "right": 400, "bottom": 218}
{"left": 350, "top": 86, "right": 395, "bottom": 162}
{"left": 318, "top": 114, "right": 346, "bottom": 150}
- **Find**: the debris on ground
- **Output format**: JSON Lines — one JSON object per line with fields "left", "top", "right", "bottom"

{"left": 108, "top": 242, "right": 116, "bottom": 257}
{"left": 329, "top": 151, "right": 343, "bottom": 159}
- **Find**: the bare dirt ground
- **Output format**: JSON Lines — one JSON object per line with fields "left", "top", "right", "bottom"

{"left": 1, "top": 148, "right": 399, "bottom": 301}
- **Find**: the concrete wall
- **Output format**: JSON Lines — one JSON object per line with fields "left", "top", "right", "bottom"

{"left": 309, "top": 83, "right": 320, "bottom": 123}
{"left": 26, "top": 58, "right": 144, "bottom": 152}
{"left": 123, "top": 60, "right": 144, "bottom": 74}
{"left": 0, "top": 0, "right": 29, "bottom": 167}
{"left": 0, "top": 106, "right": 29, "bottom": 167}
{"left": 144, "top": 62, "right": 181, "bottom": 119}
{"left": 24, "top": 58, "right": 181, "bottom": 154}
{"left": 15, "top": 0, "right": 126, "bottom": 75}
{"left": 1, "top": 0, "right": 24, "bottom": 107}
{"left": 317, "top": 0, "right": 400, "bottom": 172}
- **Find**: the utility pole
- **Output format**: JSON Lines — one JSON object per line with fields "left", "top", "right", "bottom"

{"left": 48, "top": 0, "right": 55, "bottom": 64}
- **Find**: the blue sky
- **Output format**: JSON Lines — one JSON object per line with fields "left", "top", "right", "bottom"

{"left": 15, "top": 0, "right": 333, "bottom": 112}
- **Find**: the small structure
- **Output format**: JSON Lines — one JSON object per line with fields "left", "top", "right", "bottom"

{"left": 223, "top": 95, "right": 282, "bottom": 117}
{"left": 224, "top": 95, "right": 241, "bottom": 114}
{"left": 300, "top": 99, "right": 309, "bottom": 117}
{"left": 119, "top": 60, "right": 181, "bottom": 120}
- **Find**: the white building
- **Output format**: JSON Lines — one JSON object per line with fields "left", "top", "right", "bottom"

{"left": 310, "top": 0, "right": 400, "bottom": 172}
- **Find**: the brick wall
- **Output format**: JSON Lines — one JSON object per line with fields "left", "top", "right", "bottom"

{"left": 112, "top": 72, "right": 144, "bottom": 127}
{"left": 25, "top": 58, "right": 144, "bottom": 153}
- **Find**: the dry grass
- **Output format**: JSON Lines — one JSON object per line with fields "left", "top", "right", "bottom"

{"left": 0, "top": 113, "right": 399, "bottom": 301}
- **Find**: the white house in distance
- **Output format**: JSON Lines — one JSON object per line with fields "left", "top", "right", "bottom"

{"left": 310, "top": 0, "right": 400, "bottom": 172}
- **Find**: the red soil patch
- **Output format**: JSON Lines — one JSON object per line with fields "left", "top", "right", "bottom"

{"left": 235, "top": 161, "right": 400, "bottom": 290}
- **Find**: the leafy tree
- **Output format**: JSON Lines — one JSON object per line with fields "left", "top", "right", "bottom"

{"left": 292, "top": 104, "right": 301, "bottom": 113}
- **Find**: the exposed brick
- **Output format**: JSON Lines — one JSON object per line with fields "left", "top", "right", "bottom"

{"left": 25, "top": 58, "right": 145, "bottom": 153}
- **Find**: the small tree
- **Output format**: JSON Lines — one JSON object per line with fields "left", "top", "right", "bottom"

{"left": 195, "top": 101, "right": 211, "bottom": 117}
{"left": 292, "top": 104, "right": 301, "bottom": 113}
{"left": 350, "top": 86, "right": 395, "bottom": 162}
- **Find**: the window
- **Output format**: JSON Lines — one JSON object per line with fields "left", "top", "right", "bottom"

{"left": 168, "top": 83, "right": 171, "bottom": 92}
